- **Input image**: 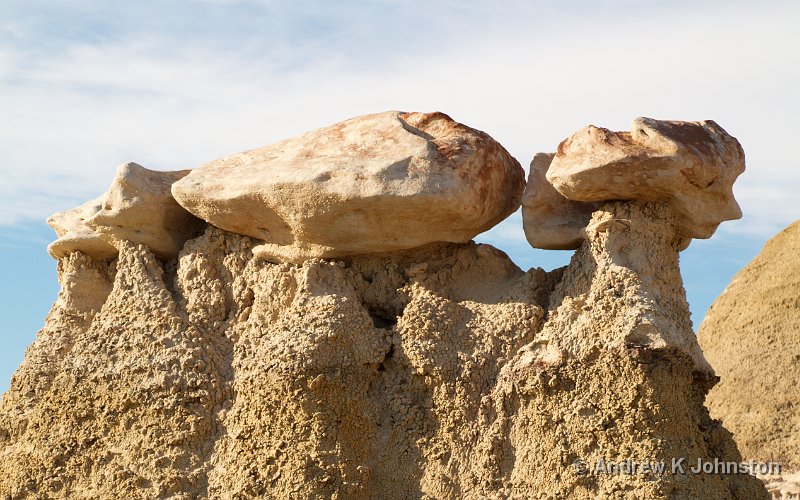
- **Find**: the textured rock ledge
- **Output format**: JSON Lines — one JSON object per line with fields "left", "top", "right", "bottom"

{"left": 3, "top": 113, "right": 764, "bottom": 498}
{"left": 0, "top": 202, "right": 766, "bottom": 499}
{"left": 48, "top": 162, "right": 203, "bottom": 261}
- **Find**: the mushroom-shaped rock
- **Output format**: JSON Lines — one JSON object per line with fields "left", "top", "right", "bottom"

{"left": 545, "top": 117, "right": 745, "bottom": 240}
{"left": 85, "top": 163, "right": 203, "bottom": 259}
{"left": 47, "top": 195, "right": 118, "bottom": 260}
{"left": 521, "top": 153, "right": 598, "bottom": 250}
{"left": 47, "top": 163, "right": 202, "bottom": 261}
{"left": 171, "top": 111, "right": 525, "bottom": 263}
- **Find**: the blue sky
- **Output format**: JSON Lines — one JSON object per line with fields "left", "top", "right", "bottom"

{"left": 1, "top": 0, "right": 799, "bottom": 392}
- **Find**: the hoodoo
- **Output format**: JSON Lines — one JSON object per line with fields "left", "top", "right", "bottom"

{"left": 522, "top": 117, "right": 746, "bottom": 251}
{"left": 0, "top": 112, "right": 767, "bottom": 498}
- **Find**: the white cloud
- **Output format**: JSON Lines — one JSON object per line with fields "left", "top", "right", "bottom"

{"left": 0, "top": 0, "right": 798, "bottom": 247}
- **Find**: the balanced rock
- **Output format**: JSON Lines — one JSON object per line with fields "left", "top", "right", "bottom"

{"left": 546, "top": 117, "right": 745, "bottom": 240}
{"left": 7, "top": 115, "right": 769, "bottom": 498}
{"left": 520, "top": 153, "right": 597, "bottom": 250}
{"left": 171, "top": 111, "right": 525, "bottom": 263}
{"left": 47, "top": 196, "right": 118, "bottom": 260}
{"left": 48, "top": 163, "right": 202, "bottom": 261}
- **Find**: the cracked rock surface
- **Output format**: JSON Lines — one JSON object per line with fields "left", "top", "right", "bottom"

{"left": 532, "top": 117, "right": 745, "bottom": 245}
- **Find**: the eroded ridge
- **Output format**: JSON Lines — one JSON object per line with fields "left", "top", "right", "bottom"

{"left": 0, "top": 113, "right": 767, "bottom": 499}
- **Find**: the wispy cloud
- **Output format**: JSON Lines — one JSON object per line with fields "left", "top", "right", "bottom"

{"left": 1, "top": 0, "right": 798, "bottom": 244}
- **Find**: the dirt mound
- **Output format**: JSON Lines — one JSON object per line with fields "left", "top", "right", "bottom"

{"left": 0, "top": 203, "right": 766, "bottom": 498}
{"left": 698, "top": 221, "right": 800, "bottom": 473}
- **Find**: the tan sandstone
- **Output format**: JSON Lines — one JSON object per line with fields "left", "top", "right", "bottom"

{"left": 171, "top": 111, "right": 525, "bottom": 263}
{"left": 85, "top": 162, "right": 203, "bottom": 260}
{"left": 47, "top": 195, "right": 118, "bottom": 260}
{"left": 698, "top": 221, "right": 800, "bottom": 476}
{"left": 1, "top": 112, "right": 766, "bottom": 499}
{"left": 0, "top": 203, "right": 767, "bottom": 499}
{"left": 48, "top": 163, "right": 203, "bottom": 261}
{"left": 521, "top": 153, "right": 597, "bottom": 250}
{"left": 545, "top": 117, "right": 745, "bottom": 240}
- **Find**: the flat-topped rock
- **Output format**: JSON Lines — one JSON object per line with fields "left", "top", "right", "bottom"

{"left": 172, "top": 111, "right": 525, "bottom": 263}
{"left": 521, "top": 153, "right": 597, "bottom": 250}
{"left": 48, "top": 163, "right": 202, "bottom": 261}
{"left": 546, "top": 117, "right": 745, "bottom": 239}
{"left": 47, "top": 195, "right": 118, "bottom": 260}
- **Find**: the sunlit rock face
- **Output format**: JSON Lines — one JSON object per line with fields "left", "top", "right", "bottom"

{"left": 171, "top": 111, "right": 525, "bottom": 263}
{"left": 542, "top": 117, "right": 745, "bottom": 241}
{"left": 6, "top": 113, "right": 767, "bottom": 499}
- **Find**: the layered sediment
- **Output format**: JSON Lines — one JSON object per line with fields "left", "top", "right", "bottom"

{"left": 0, "top": 112, "right": 766, "bottom": 498}
{"left": 698, "top": 221, "right": 800, "bottom": 497}
{"left": 0, "top": 204, "right": 766, "bottom": 498}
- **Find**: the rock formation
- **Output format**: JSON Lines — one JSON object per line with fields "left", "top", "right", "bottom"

{"left": 698, "top": 221, "right": 800, "bottom": 486}
{"left": 523, "top": 118, "right": 745, "bottom": 250}
{"left": 764, "top": 471, "right": 800, "bottom": 500}
{"left": 0, "top": 112, "right": 768, "bottom": 499}
{"left": 48, "top": 162, "right": 203, "bottom": 261}
{"left": 47, "top": 196, "right": 118, "bottom": 260}
{"left": 171, "top": 111, "right": 525, "bottom": 263}
{"left": 521, "top": 153, "right": 598, "bottom": 250}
